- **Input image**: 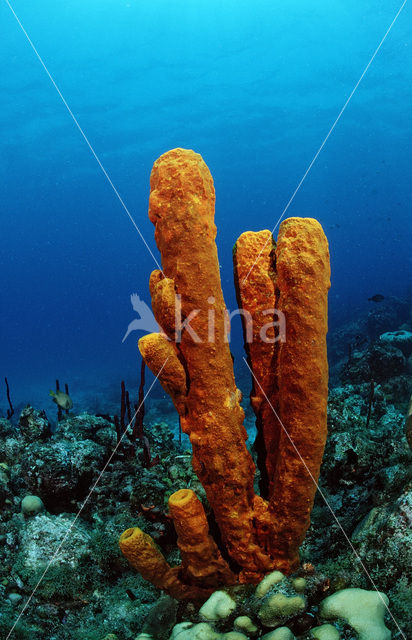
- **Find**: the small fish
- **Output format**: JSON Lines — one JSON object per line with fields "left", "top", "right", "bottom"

{"left": 49, "top": 390, "right": 73, "bottom": 411}
{"left": 368, "top": 294, "right": 385, "bottom": 303}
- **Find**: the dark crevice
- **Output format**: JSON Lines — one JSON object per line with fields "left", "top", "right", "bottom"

{"left": 207, "top": 509, "right": 242, "bottom": 576}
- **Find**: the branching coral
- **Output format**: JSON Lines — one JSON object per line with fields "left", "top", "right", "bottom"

{"left": 119, "top": 148, "right": 330, "bottom": 598}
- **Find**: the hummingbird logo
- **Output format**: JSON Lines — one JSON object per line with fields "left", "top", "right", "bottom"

{"left": 122, "top": 294, "right": 160, "bottom": 342}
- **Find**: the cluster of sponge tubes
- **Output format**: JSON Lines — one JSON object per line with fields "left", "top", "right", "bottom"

{"left": 119, "top": 148, "right": 331, "bottom": 599}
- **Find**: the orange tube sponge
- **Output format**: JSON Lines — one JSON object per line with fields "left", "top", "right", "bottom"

{"left": 233, "top": 229, "right": 280, "bottom": 498}
{"left": 119, "top": 527, "right": 175, "bottom": 588}
{"left": 138, "top": 332, "right": 187, "bottom": 415}
{"left": 168, "top": 489, "right": 235, "bottom": 587}
{"left": 119, "top": 526, "right": 211, "bottom": 600}
{"left": 149, "top": 271, "right": 178, "bottom": 340}
{"left": 234, "top": 220, "right": 330, "bottom": 573}
{"left": 268, "top": 217, "right": 330, "bottom": 571}
{"left": 119, "top": 149, "right": 330, "bottom": 595}
{"left": 142, "top": 148, "right": 272, "bottom": 573}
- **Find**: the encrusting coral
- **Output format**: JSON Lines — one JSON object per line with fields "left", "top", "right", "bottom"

{"left": 119, "top": 148, "right": 331, "bottom": 598}
{"left": 319, "top": 588, "right": 391, "bottom": 640}
{"left": 135, "top": 573, "right": 391, "bottom": 640}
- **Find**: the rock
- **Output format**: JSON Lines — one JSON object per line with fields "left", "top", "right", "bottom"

{"left": 261, "top": 629, "right": 296, "bottom": 640}
{"left": 351, "top": 488, "right": 412, "bottom": 583}
{"left": 406, "top": 395, "right": 412, "bottom": 450}
{"left": 381, "top": 375, "right": 411, "bottom": 404}
{"left": 0, "top": 418, "right": 16, "bottom": 438}
{"left": 340, "top": 350, "right": 371, "bottom": 384}
{"left": 8, "top": 592, "right": 22, "bottom": 605}
{"left": 292, "top": 578, "right": 306, "bottom": 593}
{"left": 258, "top": 592, "right": 306, "bottom": 628}
{"left": 199, "top": 591, "right": 237, "bottom": 621}
{"left": 21, "top": 495, "right": 45, "bottom": 516}
{"left": 340, "top": 341, "right": 407, "bottom": 385}
{"left": 368, "top": 344, "right": 405, "bottom": 381}
{"left": 18, "top": 406, "right": 51, "bottom": 442}
{"left": 367, "top": 298, "right": 409, "bottom": 340}
{"left": 233, "top": 616, "right": 258, "bottom": 635}
{"left": 255, "top": 571, "right": 308, "bottom": 629}
{"left": 141, "top": 595, "right": 178, "bottom": 640}
{"left": 58, "top": 413, "right": 116, "bottom": 448}
{"left": 0, "top": 466, "right": 10, "bottom": 507}
{"left": 320, "top": 588, "right": 391, "bottom": 640}
{"left": 311, "top": 624, "right": 340, "bottom": 639}
{"left": 255, "top": 571, "right": 285, "bottom": 598}
{"left": 169, "top": 622, "right": 219, "bottom": 639}
{"left": 379, "top": 330, "right": 412, "bottom": 357}
{"left": 19, "top": 436, "right": 107, "bottom": 512}
{"left": 14, "top": 513, "right": 90, "bottom": 599}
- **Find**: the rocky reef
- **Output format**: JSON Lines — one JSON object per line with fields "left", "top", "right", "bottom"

{"left": 0, "top": 329, "right": 410, "bottom": 640}
{"left": 0, "top": 405, "right": 199, "bottom": 639}
{"left": 142, "top": 573, "right": 393, "bottom": 640}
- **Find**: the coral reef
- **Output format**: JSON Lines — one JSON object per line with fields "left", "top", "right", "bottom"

{"left": 120, "top": 148, "right": 330, "bottom": 595}
{"left": 18, "top": 405, "right": 51, "bottom": 442}
{"left": 300, "top": 309, "right": 412, "bottom": 639}
{"left": 0, "top": 405, "right": 197, "bottom": 639}
{"left": 379, "top": 330, "right": 412, "bottom": 358}
{"left": 137, "top": 572, "right": 392, "bottom": 640}
{"left": 406, "top": 395, "right": 412, "bottom": 449}
{"left": 20, "top": 495, "right": 44, "bottom": 516}
{"left": 341, "top": 343, "right": 406, "bottom": 386}
{"left": 320, "top": 588, "right": 391, "bottom": 640}
{"left": 326, "top": 298, "right": 411, "bottom": 386}
{"left": 0, "top": 361, "right": 410, "bottom": 637}
{"left": 366, "top": 298, "right": 409, "bottom": 340}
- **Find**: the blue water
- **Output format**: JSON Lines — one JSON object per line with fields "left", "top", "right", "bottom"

{"left": 1, "top": 0, "right": 411, "bottom": 414}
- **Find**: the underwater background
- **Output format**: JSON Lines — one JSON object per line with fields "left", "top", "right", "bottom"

{"left": 1, "top": 0, "right": 412, "bottom": 412}
{"left": 1, "top": 1, "right": 411, "bottom": 639}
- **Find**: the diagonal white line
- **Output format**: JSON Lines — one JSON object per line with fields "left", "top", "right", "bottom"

{"left": 6, "top": 357, "right": 169, "bottom": 640}
{"left": 241, "top": 0, "right": 409, "bottom": 287}
{"left": 4, "top": 0, "right": 163, "bottom": 276}
{"left": 243, "top": 357, "right": 406, "bottom": 639}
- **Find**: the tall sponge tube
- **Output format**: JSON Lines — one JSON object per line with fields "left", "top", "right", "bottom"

{"left": 268, "top": 217, "right": 331, "bottom": 571}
